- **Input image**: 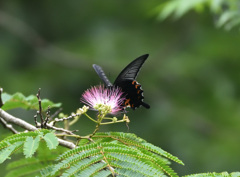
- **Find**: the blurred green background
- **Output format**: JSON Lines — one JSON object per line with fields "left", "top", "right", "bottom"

{"left": 1, "top": 0, "right": 240, "bottom": 176}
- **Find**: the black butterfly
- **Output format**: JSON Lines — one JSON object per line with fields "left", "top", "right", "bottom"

{"left": 93, "top": 54, "right": 150, "bottom": 110}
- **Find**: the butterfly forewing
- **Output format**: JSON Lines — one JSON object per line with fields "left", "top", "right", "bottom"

{"left": 113, "top": 54, "right": 149, "bottom": 84}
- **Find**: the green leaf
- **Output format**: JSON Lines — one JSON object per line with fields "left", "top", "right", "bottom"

{"left": 43, "top": 132, "right": 59, "bottom": 149}
{"left": 210, "top": 0, "right": 224, "bottom": 13}
{"left": 23, "top": 136, "right": 40, "bottom": 158}
{"left": 154, "top": 0, "right": 240, "bottom": 30}
{"left": 155, "top": 0, "right": 207, "bottom": 20}
{"left": 1, "top": 93, "right": 12, "bottom": 102}
{"left": 1, "top": 92, "right": 61, "bottom": 111}
{"left": 216, "top": 11, "right": 239, "bottom": 28}
{"left": 223, "top": 14, "right": 240, "bottom": 31}
{"left": 0, "top": 142, "right": 23, "bottom": 163}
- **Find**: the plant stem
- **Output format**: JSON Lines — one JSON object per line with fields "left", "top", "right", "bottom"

{"left": 56, "top": 134, "right": 89, "bottom": 139}
{"left": 84, "top": 113, "right": 98, "bottom": 123}
{"left": 89, "top": 113, "right": 104, "bottom": 138}
{"left": 69, "top": 115, "right": 80, "bottom": 126}
{"left": 100, "top": 119, "right": 126, "bottom": 125}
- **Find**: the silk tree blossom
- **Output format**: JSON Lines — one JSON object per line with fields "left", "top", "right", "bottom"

{"left": 81, "top": 85, "right": 125, "bottom": 114}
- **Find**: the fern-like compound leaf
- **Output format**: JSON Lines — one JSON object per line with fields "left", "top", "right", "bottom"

{"left": 57, "top": 143, "right": 102, "bottom": 160}
{"left": 93, "top": 132, "right": 184, "bottom": 165}
{"left": 0, "top": 141, "right": 23, "bottom": 163}
{"left": 50, "top": 140, "right": 180, "bottom": 177}
{"left": 0, "top": 129, "right": 57, "bottom": 165}
{"left": 51, "top": 149, "right": 103, "bottom": 176}
{"left": 105, "top": 146, "right": 177, "bottom": 177}
{"left": 108, "top": 155, "right": 166, "bottom": 177}
{"left": 2, "top": 129, "right": 49, "bottom": 142}
{"left": 23, "top": 135, "right": 40, "bottom": 158}
{"left": 91, "top": 169, "right": 112, "bottom": 177}
{"left": 115, "top": 168, "right": 151, "bottom": 177}
{"left": 62, "top": 156, "right": 106, "bottom": 177}
{"left": 79, "top": 161, "right": 109, "bottom": 177}
{"left": 39, "top": 165, "right": 54, "bottom": 177}
{"left": 43, "top": 132, "right": 59, "bottom": 149}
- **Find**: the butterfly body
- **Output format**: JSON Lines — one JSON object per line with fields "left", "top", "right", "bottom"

{"left": 93, "top": 54, "right": 150, "bottom": 110}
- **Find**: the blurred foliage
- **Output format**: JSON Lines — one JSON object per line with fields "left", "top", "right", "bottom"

{"left": 155, "top": 0, "right": 240, "bottom": 30}
{"left": 0, "top": 0, "right": 240, "bottom": 176}
{"left": 184, "top": 172, "right": 240, "bottom": 177}
{"left": 1, "top": 92, "right": 61, "bottom": 111}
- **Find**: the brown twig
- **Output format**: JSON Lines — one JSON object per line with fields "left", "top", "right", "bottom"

{"left": 43, "top": 106, "right": 51, "bottom": 127}
{"left": 36, "top": 88, "right": 44, "bottom": 128}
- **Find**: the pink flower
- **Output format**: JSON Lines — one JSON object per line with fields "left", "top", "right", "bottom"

{"left": 80, "top": 85, "right": 125, "bottom": 114}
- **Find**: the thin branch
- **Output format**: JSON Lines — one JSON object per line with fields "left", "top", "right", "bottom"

{"left": 49, "top": 107, "right": 62, "bottom": 120}
{"left": 36, "top": 88, "right": 44, "bottom": 128}
{"left": 58, "top": 139, "right": 76, "bottom": 149}
{"left": 0, "top": 109, "right": 38, "bottom": 131}
{"left": 51, "top": 113, "right": 81, "bottom": 126}
{"left": 0, "top": 108, "right": 76, "bottom": 149}
{"left": 0, "top": 117, "right": 18, "bottom": 134}
{"left": 0, "top": 88, "right": 3, "bottom": 108}
{"left": 34, "top": 120, "right": 78, "bottom": 135}
{"left": 46, "top": 124, "right": 76, "bottom": 135}
{"left": 99, "top": 120, "right": 126, "bottom": 125}
{"left": 34, "top": 114, "right": 38, "bottom": 127}
{"left": 55, "top": 134, "right": 89, "bottom": 139}
{"left": 43, "top": 106, "right": 50, "bottom": 127}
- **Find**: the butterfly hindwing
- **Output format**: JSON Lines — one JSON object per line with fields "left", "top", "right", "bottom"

{"left": 113, "top": 54, "right": 150, "bottom": 109}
